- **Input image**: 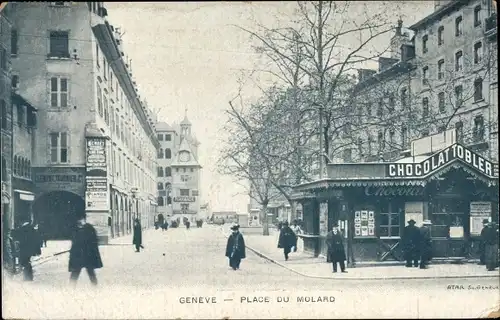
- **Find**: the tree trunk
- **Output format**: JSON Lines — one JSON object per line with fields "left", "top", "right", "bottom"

{"left": 261, "top": 204, "right": 270, "bottom": 236}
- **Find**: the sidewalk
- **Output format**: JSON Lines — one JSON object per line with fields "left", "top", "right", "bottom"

{"left": 237, "top": 232, "right": 500, "bottom": 280}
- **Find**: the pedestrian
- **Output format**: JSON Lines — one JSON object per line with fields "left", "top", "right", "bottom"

{"left": 68, "top": 211, "right": 103, "bottom": 286}
{"left": 162, "top": 220, "right": 169, "bottom": 231}
{"left": 12, "top": 220, "right": 41, "bottom": 281}
{"left": 482, "top": 222, "right": 499, "bottom": 271}
{"left": 478, "top": 219, "right": 490, "bottom": 265}
{"left": 157, "top": 214, "right": 164, "bottom": 231}
{"left": 39, "top": 222, "right": 47, "bottom": 248}
{"left": 418, "top": 220, "right": 433, "bottom": 269}
{"left": 402, "top": 219, "right": 420, "bottom": 268}
{"left": 185, "top": 220, "right": 191, "bottom": 229}
{"left": 133, "top": 218, "right": 143, "bottom": 252}
{"left": 326, "top": 223, "right": 347, "bottom": 273}
{"left": 225, "top": 224, "right": 246, "bottom": 270}
{"left": 277, "top": 221, "right": 296, "bottom": 261}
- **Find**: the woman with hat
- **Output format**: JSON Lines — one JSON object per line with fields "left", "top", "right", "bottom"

{"left": 418, "top": 220, "right": 433, "bottom": 269}
{"left": 225, "top": 224, "right": 246, "bottom": 270}
{"left": 402, "top": 219, "right": 421, "bottom": 268}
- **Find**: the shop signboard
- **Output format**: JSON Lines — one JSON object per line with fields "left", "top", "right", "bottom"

{"left": 85, "top": 137, "right": 109, "bottom": 211}
{"left": 386, "top": 143, "right": 494, "bottom": 178}
{"left": 33, "top": 167, "right": 86, "bottom": 196}
{"left": 469, "top": 201, "right": 492, "bottom": 236}
{"left": 173, "top": 196, "right": 195, "bottom": 203}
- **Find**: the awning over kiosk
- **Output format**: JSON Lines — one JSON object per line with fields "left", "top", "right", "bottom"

{"left": 14, "top": 189, "right": 35, "bottom": 202}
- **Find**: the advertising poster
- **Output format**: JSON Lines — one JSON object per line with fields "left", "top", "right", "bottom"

{"left": 470, "top": 201, "right": 492, "bottom": 236}
{"left": 86, "top": 138, "right": 109, "bottom": 211}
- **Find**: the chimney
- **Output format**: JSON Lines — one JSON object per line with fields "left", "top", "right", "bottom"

{"left": 378, "top": 57, "right": 399, "bottom": 72}
{"left": 401, "top": 44, "right": 416, "bottom": 62}
{"left": 395, "top": 19, "right": 403, "bottom": 36}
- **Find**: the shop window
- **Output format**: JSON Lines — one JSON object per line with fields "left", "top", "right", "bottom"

{"left": 430, "top": 199, "right": 466, "bottom": 238}
{"left": 379, "top": 202, "right": 403, "bottom": 238}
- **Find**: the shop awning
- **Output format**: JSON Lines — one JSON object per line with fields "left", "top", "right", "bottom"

{"left": 293, "top": 178, "right": 426, "bottom": 193}
{"left": 14, "top": 189, "right": 35, "bottom": 201}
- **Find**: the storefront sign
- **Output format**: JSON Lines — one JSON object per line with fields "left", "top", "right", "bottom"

{"left": 33, "top": 167, "right": 86, "bottom": 196}
{"left": 365, "top": 186, "right": 424, "bottom": 197}
{"left": 386, "top": 144, "right": 494, "bottom": 178}
{"left": 173, "top": 196, "right": 195, "bottom": 203}
{"left": 35, "top": 174, "right": 83, "bottom": 183}
{"left": 470, "top": 201, "right": 492, "bottom": 236}
{"left": 86, "top": 138, "right": 107, "bottom": 176}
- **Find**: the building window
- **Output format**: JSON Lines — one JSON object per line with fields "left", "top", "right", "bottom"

{"left": 158, "top": 148, "right": 164, "bottom": 159}
{"left": 422, "top": 66, "right": 429, "bottom": 85}
{"left": 165, "top": 167, "right": 171, "bottom": 177}
{"left": 474, "top": 42, "right": 482, "bottom": 64}
{"left": 180, "top": 189, "right": 190, "bottom": 196}
{"left": 165, "top": 148, "right": 172, "bottom": 159}
{"left": 438, "top": 92, "right": 445, "bottom": 113}
{"left": 50, "top": 77, "right": 69, "bottom": 108}
{"left": 455, "top": 51, "right": 463, "bottom": 71}
{"left": 11, "top": 29, "right": 18, "bottom": 55}
{"left": 422, "top": 97, "right": 429, "bottom": 118}
{"left": 421, "top": 130, "right": 429, "bottom": 137}
{"left": 367, "top": 136, "right": 372, "bottom": 155}
{"left": 103, "top": 96, "right": 109, "bottom": 125}
{"left": 474, "top": 78, "right": 483, "bottom": 101}
{"left": 474, "top": 115, "right": 485, "bottom": 142}
{"left": 157, "top": 134, "right": 163, "bottom": 141}
{"left": 49, "top": 31, "right": 69, "bottom": 58}
{"left": 49, "top": 132, "right": 68, "bottom": 163}
{"left": 12, "top": 75, "right": 19, "bottom": 90}
{"left": 192, "top": 190, "right": 199, "bottom": 197}
{"left": 455, "top": 16, "right": 463, "bottom": 37}
{"left": 400, "top": 89, "right": 407, "bottom": 109}
{"left": 157, "top": 166, "right": 163, "bottom": 177}
{"left": 1, "top": 48, "right": 7, "bottom": 70}
{"left": 96, "top": 84, "right": 103, "bottom": 117}
{"left": 438, "top": 26, "right": 444, "bottom": 45}
{"left": 181, "top": 175, "right": 190, "bottom": 182}
{"left": 158, "top": 182, "right": 164, "bottom": 190}
{"left": 454, "top": 85, "right": 463, "bottom": 106}
{"left": 401, "top": 126, "right": 408, "bottom": 148}
{"left": 16, "top": 104, "right": 25, "bottom": 126}
{"left": 158, "top": 197, "right": 164, "bottom": 207}
{"left": 437, "top": 59, "right": 444, "bottom": 80}
{"left": 379, "top": 203, "right": 402, "bottom": 238}
{"left": 1, "top": 100, "right": 7, "bottom": 129}
{"left": 165, "top": 134, "right": 172, "bottom": 141}
{"left": 474, "top": 5, "right": 482, "bottom": 27}
{"left": 190, "top": 168, "right": 194, "bottom": 172}
{"left": 455, "top": 121, "right": 464, "bottom": 142}
{"left": 422, "top": 35, "right": 428, "bottom": 54}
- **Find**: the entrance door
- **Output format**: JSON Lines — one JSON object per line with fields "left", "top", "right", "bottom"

{"left": 430, "top": 197, "right": 468, "bottom": 257}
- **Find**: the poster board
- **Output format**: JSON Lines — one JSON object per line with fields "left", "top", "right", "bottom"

{"left": 355, "top": 210, "right": 375, "bottom": 238}
{"left": 470, "top": 202, "right": 492, "bottom": 236}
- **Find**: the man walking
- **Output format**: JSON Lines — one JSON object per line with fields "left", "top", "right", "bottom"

{"left": 402, "top": 219, "right": 420, "bottom": 268}
{"left": 278, "top": 221, "right": 296, "bottom": 261}
{"left": 326, "top": 223, "right": 347, "bottom": 273}
{"left": 225, "top": 224, "right": 246, "bottom": 270}
{"left": 68, "top": 211, "right": 103, "bottom": 286}
{"left": 133, "top": 218, "right": 143, "bottom": 252}
{"left": 12, "top": 220, "right": 40, "bottom": 281}
{"left": 419, "top": 220, "right": 433, "bottom": 269}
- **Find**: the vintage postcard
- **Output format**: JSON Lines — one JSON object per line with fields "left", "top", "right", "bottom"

{"left": 1, "top": 1, "right": 499, "bottom": 319}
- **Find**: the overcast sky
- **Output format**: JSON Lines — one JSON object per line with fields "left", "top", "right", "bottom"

{"left": 106, "top": 1, "right": 434, "bottom": 213}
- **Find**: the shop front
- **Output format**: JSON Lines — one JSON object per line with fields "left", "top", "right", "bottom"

{"left": 293, "top": 143, "right": 499, "bottom": 264}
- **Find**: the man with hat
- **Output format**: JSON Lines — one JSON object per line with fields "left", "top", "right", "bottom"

{"left": 402, "top": 219, "right": 421, "bottom": 268}
{"left": 419, "top": 220, "right": 433, "bottom": 269}
{"left": 225, "top": 224, "right": 246, "bottom": 270}
{"left": 482, "top": 221, "right": 499, "bottom": 271}
{"left": 478, "top": 219, "right": 490, "bottom": 265}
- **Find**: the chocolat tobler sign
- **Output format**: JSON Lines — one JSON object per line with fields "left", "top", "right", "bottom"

{"left": 386, "top": 143, "right": 495, "bottom": 178}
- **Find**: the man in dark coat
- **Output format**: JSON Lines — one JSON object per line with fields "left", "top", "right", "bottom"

{"left": 402, "top": 219, "right": 421, "bottom": 267}
{"left": 325, "top": 223, "right": 347, "bottom": 273}
{"left": 133, "top": 218, "right": 143, "bottom": 252}
{"left": 225, "top": 224, "right": 246, "bottom": 270}
{"left": 478, "top": 219, "right": 490, "bottom": 265}
{"left": 12, "top": 220, "right": 41, "bottom": 281}
{"left": 157, "top": 213, "right": 165, "bottom": 230}
{"left": 278, "top": 221, "right": 296, "bottom": 261}
{"left": 419, "top": 220, "right": 433, "bottom": 269}
{"left": 482, "top": 222, "right": 499, "bottom": 271}
{"left": 68, "top": 212, "right": 103, "bottom": 286}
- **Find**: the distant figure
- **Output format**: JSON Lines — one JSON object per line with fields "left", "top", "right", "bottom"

{"left": 133, "top": 218, "right": 143, "bottom": 252}
{"left": 68, "top": 212, "right": 103, "bottom": 286}
{"left": 326, "top": 223, "right": 347, "bottom": 273}
{"left": 402, "top": 219, "right": 421, "bottom": 268}
{"left": 185, "top": 220, "right": 191, "bottom": 229}
{"left": 157, "top": 213, "right": 165, "bottom": 228}
{"left": 225, "top": 224, "right": 246, "bottom": 270}
{"left": 419, "top": 220, "right": 433, "bottom": 269}
{"left": 12, "top": 220, "right": 41, "bottom": 281}
{"left": 37, "top": 222, "right": 47, "bottom": 248}
{"left": 277, "top": 221, "right": 296, "bottom": 261}
{"left": 482, "top": 222, "right": 499, "bottom": 271}
{"left": 478, "top": 219, "right": 490, "bottom": 265}
{"left": 162, "top": 221, "right": 169, "bottom": 231}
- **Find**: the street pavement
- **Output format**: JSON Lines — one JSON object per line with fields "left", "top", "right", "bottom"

{"left": 238, "top": 229, "right": 500, "bottom": 280}
{"left": 3, "top": 225, "right": 499, "bottom": 319}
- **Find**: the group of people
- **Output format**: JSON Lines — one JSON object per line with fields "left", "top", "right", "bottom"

{"left": 401, "top": 219, "right": 434, "bottom": 269}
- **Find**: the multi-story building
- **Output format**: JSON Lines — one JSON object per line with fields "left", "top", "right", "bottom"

{"left": 1, "top": 2, "right": 13, "bottom": 235}
{"left": 353, "top": 0, "right": 498, "bottom": 164}
{"left": 10, "top": 2, "right": 159, "bottom": 243}
{"left": 155, "top": 121, "right": 179, "bottom": 220}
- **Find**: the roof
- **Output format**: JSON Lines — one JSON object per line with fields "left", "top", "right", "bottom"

{"left": 170, "top": 138, "right": 202, "bottom": 167}
{"left": 409, "top": 0, "right": 472, "bottom": 31}
{"left": 156, "top": 121, "right": 175, "bottom": 132}
{"left": 180, "top": 116, "right": 191, "bottom": 126}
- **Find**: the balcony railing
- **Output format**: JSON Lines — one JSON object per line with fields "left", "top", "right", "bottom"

{"left": 485, "top": 14, "right": 497, "bottom": 37}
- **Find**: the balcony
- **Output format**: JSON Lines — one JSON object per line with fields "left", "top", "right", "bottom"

{"left": 485, "top": 14, "right": 497, "bottom": 41}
